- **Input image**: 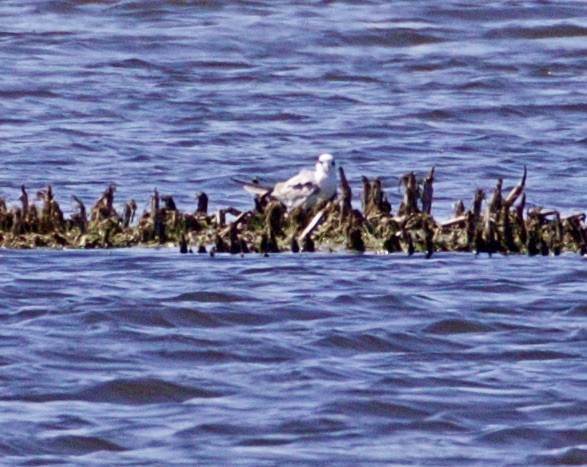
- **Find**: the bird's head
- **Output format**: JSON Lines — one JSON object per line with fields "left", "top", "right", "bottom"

{"left": 316, "top": 153, "right": 336, "bottom": 174}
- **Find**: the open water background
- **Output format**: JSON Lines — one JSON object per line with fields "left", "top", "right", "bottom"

{"left": 0, "top": 0, "right": 586, "bottom": 464}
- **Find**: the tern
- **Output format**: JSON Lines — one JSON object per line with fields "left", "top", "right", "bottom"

{"left": 233, "top": 153, "right": 338, "bottom": 210}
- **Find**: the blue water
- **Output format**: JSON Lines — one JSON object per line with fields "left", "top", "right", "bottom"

{"left": 0, "top": 1, "right": 586, "bottom": 464}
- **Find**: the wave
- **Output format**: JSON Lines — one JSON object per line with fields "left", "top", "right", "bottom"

{"left": 529, "top": 447, "right": 587, "bottom": 465}
{"left": 320, "top": 28, "right": 447, "bottom": 48}
{"left": 486, "top": 23, "right": 587, "bottom": 40}
{"left": 40, "top": 435, "right": 125, "bottom": 455}
{"left": 1, "top": 378, "right": 223, "bottom": 404}
{"left": 423, "top": 318, "right": 493, "bottom": 334}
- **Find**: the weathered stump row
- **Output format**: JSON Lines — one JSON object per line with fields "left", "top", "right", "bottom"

{"left": 0, "top": 167, "right": 585, "bottom": 256}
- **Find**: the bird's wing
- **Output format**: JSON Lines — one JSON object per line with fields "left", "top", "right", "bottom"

{"left": 231, "top": 177, "right": 273, "bottom": 196}
{"left": 272, "top": 169, "right": 320, "bottom": 208}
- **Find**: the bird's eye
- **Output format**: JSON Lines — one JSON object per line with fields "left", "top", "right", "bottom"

{"left": 331, "top": 161, "right": 335, "bottom": 167}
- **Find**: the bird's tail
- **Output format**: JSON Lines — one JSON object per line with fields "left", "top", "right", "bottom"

{"left": 231, "top": 177, "right": 273, "bottom": 196}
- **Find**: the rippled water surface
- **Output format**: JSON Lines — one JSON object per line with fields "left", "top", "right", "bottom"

{"left": 1, "top": 0, "right": 586, "bottom": 464}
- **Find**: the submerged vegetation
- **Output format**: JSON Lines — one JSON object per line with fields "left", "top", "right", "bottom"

{"left": 0, "top": 167, "right": 585, "bottom": 256}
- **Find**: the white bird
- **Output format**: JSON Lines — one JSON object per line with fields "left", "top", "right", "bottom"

{"left": 233, "top": 153, "right": 338, "bottom": 210}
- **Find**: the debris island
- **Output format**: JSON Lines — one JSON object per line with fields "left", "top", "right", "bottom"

{"left": 1, "top": 167, "right": 585, "bottom": 257}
